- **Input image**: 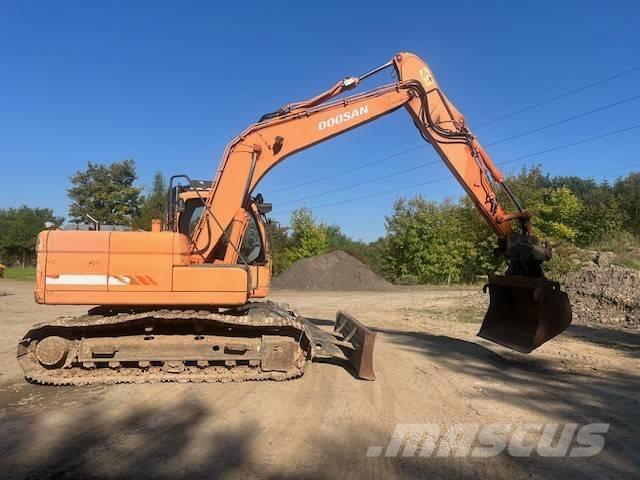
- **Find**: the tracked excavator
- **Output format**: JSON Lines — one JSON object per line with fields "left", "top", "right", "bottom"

{"left": 19, "top": 52, "right": 572, "bottom": 385}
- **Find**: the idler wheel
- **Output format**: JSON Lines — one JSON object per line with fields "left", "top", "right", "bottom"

{"left": 35, "top": 336, "right": 69, "bottom": 367}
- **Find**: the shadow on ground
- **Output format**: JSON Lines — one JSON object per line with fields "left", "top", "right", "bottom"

{"left": 565, "top": 323, "right": 640, "bottom": 358}
{"left": 0, "top": 396, "right": 255, "bottom": 479}
{"left": 373, "top": 324, "right": 639, "bottom": 479}
{"left": 0, "top": 390, "right": 479, "bottom": 480}
{"left": 306, "top": 315, "right": 639, "bottom": 478}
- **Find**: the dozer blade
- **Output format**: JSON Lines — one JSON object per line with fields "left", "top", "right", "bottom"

{"left": 304, "top": 311, "right": 377, "bottom": 380}
{"left": 478, "top": 274, "right": 572, "bottom": 353}
{"left": 333, "top": 311, "right": 377, "bottom": 380}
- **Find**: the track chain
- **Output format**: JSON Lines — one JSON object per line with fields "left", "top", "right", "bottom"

{"left": 18, "top": 303, "right": 311, "bottom": 385}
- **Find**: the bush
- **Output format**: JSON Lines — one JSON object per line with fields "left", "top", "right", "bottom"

{"left": 544, "top": 242, "right": 589, "bottom": 282}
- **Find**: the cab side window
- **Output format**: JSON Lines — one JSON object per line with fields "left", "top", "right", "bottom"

{"left": 178, "top": 199, "right": 205, "bottom": 237}
{"left": 188, "top": 206, "right": 203, "bottom": 235}
{"left": 239, "top": 214, "right": 264, "bottom": 264}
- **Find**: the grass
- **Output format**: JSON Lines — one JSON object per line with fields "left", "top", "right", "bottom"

{"left": 401, "top": 304, "right": 485, "bottom": 323}
{"left": 2, "top": 266, "right": 36, "bottom": 281}
{"left": 591, "top": 231, "right": 640, "bottom": 254}
{"left": 544, "top": 234, "right": 640, "bottom": 282}
{"left": 615, "top": 253, "right": 640, "bottom": 271}
{"left": 591, "top": 232, "right": 640, "bottom": 271}
{"left": 452, "top": 306, "right": 484, "bottom": 323}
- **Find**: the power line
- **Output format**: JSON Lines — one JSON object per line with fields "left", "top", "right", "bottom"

{"left": 263, "top": 144, "right": 427, "bottom": 195}
{"left": 559, "top": 153, "right": 640, "bottom": 175}
{"left": 485, "top": 95, "right": 640, "bottom": 146}
{"left": 498, "top": 124, "right": 640, "bottom": 167}
{"left": 274, "top": 121, "right": 640, "bottom": 207}
{"left": 266, "top": 87, "right": 640, "bottom": 198}
{"left": 272, "top": 124, "right": 640, "bottom": 215}
{"left": 601, "top": 161, "right": 640, "bottom": 178}
{"left": 473, "top": 64, "right": 640, "bottom": 129}
{"left": 275, "top": 174, "right": 453, "bottom": 215}
{"left": 277, "top": 160, "right": 440, "bottom": 206}
{"left": 287, "top": 157, "right": 640, "bottom": 227}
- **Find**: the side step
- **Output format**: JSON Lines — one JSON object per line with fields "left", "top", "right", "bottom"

{"left": 304, "top": 311, "right": 377, "bottom": 380}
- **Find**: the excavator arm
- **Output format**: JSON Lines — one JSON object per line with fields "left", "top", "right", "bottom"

{"left": 190, "top": 51, "right": 571, "bottom": 353}
{"left": 192, "top": 53, "right": 538, "bottom": 268}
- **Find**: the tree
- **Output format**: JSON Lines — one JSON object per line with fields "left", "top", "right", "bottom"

{"left": 68, "top": 160, "right": 141, "bottom": 225}
{"left": 135, "top": 172, "right": 167, "bottom": 230}
{"left": 268, "top": 211, "right": 384, "bottom": 277}
{"left": 383, "top": 197, "right": 488, "bottom": 284}
{"left": 264, "top": 166, "right": 640, "bottom": 284}
{"left": 574, "top": 182, "right": 624, "bottom": 246}
{"left": 536, "top": 187, "right": 583, "bottom": 242}
{"left": 285, "top": 208, "right": 328, "bottom": 262}
{"left": 497, "top": 167, "right": 586, "bottom": 243}
{"left": 457, "top": 197, "right": 505, "bottom": 278}
{"left": 0, "top": 207, "right": 63, "bottom": 266}
{"left": 614, "top": 173, "right": 640, "bottom": 235}
{"left": 496, "top": 165, "right": 550, "bottom": 211}
{"left": 267, "top": 220, "right": 292, "bottom": 276}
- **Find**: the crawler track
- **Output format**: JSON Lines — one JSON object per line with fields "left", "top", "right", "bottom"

{"left": 18, "top": 303, "right": 311, "bottom": 385}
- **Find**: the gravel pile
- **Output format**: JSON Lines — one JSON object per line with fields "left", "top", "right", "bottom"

{"left": 272, "top": 250, "right": 394, "bottom": 291}
{"left": 565, "top": 264, "right": 640, "bottom": 329}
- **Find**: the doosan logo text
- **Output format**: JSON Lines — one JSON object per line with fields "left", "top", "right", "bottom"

{"left": 318, "top": 105, "right": 369, "bottom": 130}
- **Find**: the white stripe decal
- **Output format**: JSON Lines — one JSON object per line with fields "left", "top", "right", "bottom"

{"left": 46, "top": 274, "right": 108, "bottom": 286}
{"left": 46, "top": 275, "right": 132, "bottom": 286}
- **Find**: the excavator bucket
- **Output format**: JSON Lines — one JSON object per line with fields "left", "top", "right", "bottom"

{"left": 478, "top": 274, "right": 572, "bottom": 353}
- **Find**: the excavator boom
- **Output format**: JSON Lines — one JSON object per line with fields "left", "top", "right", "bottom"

{"left": 19, "top": 51, "right": 572, "bottom": 385}
{"left": 190, "top": 53, "right": 519, "bottom": 262}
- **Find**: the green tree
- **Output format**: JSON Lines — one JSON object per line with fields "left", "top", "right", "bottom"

{"left": 457, "top": 197, "right": 504, "bottom": 278}
{"left": 544, "top": 175, "right": 624, "bottom": 245}
{"left": 269, "top": 166, "right": 640, "bottom": 284}
{"left": 0, "top": 207, "right": 63, "bottom": 266}
{"left": 496, "top": 165, "right": 550, "bottom": 212}
{"left": 135, "top": 172, "right": 167, "bottom": 230}
{"left": 384, "top": 197, "right": 485, "bottom": 284}
{"left": 285, "top": 208, "right": 328, "bottom": 262}
{"left": 574, "top": 182, "right": 624, "bottom": 246}
{"left": 324, "top": 224, "right": 354, "bottom": 251}
{"left": 549, "top": 175, "right": 599, "bottom": 199}
{"left": 498, "top": 167, "right": 585, "bottom": 243}
{"left": 267, "top": 220, "right": 292, "bottom": 276}
{"left": 68, "top": 160, "right": 141, "bottom": 225}
{"left": 536, "top": 187, "right": 582, "bottom": 242}
{"left": 614, "top": 172, "right": 640, "bottom": 235}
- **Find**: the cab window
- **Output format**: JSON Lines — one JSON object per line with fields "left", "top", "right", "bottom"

{"left": 178, "top": 199, "right": 205, "bottom": 236}
{"left": 239, "top": 214, "right": 265, "bottom": 264}
{"left": 188, "top": 206, "right": 203, "bottom": 235}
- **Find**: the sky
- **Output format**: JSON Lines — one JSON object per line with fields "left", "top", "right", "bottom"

{"left": 1, "top": 0, "right": 639, "bottom": 241}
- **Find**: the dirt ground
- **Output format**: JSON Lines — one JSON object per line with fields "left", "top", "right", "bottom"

{"left": 0, "top": 280, "right": 638, "bottom": 479}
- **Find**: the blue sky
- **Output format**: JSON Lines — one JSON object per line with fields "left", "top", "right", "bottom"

{"left": 1, "top": 1, "right": 639, "bottom": 241}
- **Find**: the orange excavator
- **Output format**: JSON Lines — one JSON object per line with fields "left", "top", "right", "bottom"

{"left": 19, "top": 52, "right": 571, "bottom": 385}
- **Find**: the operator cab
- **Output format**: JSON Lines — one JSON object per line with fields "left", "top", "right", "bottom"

{"left": 166, "top": 177, "right": 271, "bottom": 265}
